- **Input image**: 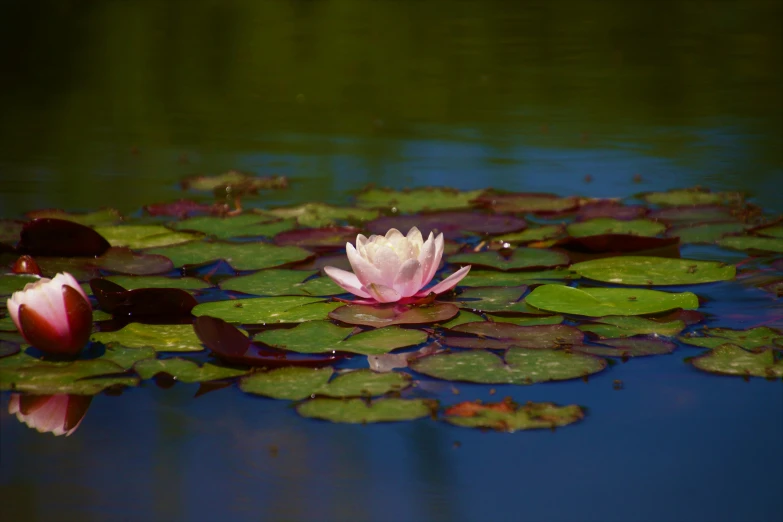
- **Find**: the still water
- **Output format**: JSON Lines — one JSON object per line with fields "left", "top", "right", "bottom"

{"left": 1, "top": 1, "right": 781, "bottom": 521}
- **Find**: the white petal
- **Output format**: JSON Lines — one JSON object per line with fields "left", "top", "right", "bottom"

{"left": 363, "top": 283, "right": 402, "bottom": 303}
{"left": 346, "top": 243, "right": 381, "bottom": 287}
{"left": 385, "top": 228, "right": 405, "bottom": 240}
{"left": 406, "top": 227, "right": 423, "bottom": 247}
{"left": 323, "top": 266, "right": 372, "bottom": 298}
{"left": 372, "top": 245, "right": 403, "bottom": 287}
{"left": 419, "top": 232, "right": 443, "bottom": 288}
{"left": 393, "top": 259, "right": 423, "bottom": 297}
{"left": 416, "top": 265, "right": 471, "bottom": 297}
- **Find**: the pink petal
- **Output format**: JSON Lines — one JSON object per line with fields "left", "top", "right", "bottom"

{"left": 346, "top": 243, "right": 381, "bottom": 287}
{"left": 323, "top": 266, "right": 372, "bottom": 298}
{"left": 363, "top": 283, "right": 402, "bottom": 303}
{"left": 418, "top": 232, "right": 443, "bottom": 288}
{"left": 416, "top": 265, "right": 471, "bottom": 297}
{"left": 406, "top": 227, "right": 423, "bottom": 245}
{"left": 371, "top": 245, "right": 402, "bottom": 287}
{"left": 393, "top": 259, "right": 423, "bottom": 297}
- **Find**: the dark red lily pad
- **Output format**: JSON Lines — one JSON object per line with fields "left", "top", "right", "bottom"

{"left": 366, "top": 212, "right": 527, "bottom": 240}
{"left": 90, "top": 278, "right": 197, "bottom": 319}
{"left": 329, "top": 302, "right": 459, "bottom": 328}
{"left": 576, "top": 201, "right": 648, "bottom": 221}
{"left": 192, "top": 315, "right": 346, "bottom": 367}
{"left": 574, "top": 336, "right": 676, "bottom": 358}
{"left": 0, "top": 340, "right": 21, "bottom": 359}
{"left": 444, "top": 322, "right": 584, "bottom": 350}
{"left": 551, "top": 234, "right": 680, "bottom": 254}
{"left": 289, "top": 252, "right": 353, "bottom": 273}
{"left": 30, "top": 247, "right": 174, "bottom": 280}
{"left": 18, "top": 218, "right": 111, "bottom": 257}
{"left": 144, "top": 199, "right": 228, "bottom": 218}
{"left": 474, "top": 191, "right": 580, "bottom": 215}
{"left": 274, "top": 226, "right": 360, "bottom": 248}
{"left": 653, "top": 309, "right": 705, "bottom": 326}
{"left": 648, "top": 205, "right": 738, "bottom": 223}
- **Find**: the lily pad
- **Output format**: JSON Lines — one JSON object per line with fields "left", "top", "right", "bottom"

{"left": 484, "top": 315, "right": 565, "bottom": 326}
{"left": 26, "top": 208, "right": 122, "bottom": 227}
{"left": 181, "top": 171, "right": 288, "bottom": 193}
{"left": 574, "top": 337, "right": 676, "bottom": 358}
{"left": 92, "top": 323, "right": 207, "bottom": 353}
{"left": 679, "top": 326, "right": 782, "bottom": 351}
{"left": 566, "top": 218, "right": 665, "bottom": 238}
{"left": 219, "top": 269, "right": 342, "bottom": 296}
{"left": 525, "top": 285, "right": 699, "bottom": 316}
{"left": 90, "top": 279, "right": 197, "bottom": 319}
{"left": 94, "top": 224, "right": 203, "bottom": 249}
{"left": 329, "top": 302, "right": 459, "bottom": 328}
{"left": 134, "top": 358, "right": 248, "bottom": 382}
{"left": 571, "top": 256, "right": 736, "bottom": 285}
{"left": 579, "top": 315, "right": 686, "bottom": 338}
{"left": 444, "top": 399, "right": 585, "bottom": 432}
{"left": 295, "top": 398, "right": 433, "bottom": 423}
{"left": 264, "top": 203, "right": 379, "bottom": 228}
{"left": 649, "top": 205, "right": 738, "bottom": 223}
{"left": 0, "top": 355, "right": 139, "bottom": 394}
{"left": 0, "top": 274, "right": 39, "bottom": 296}
{"left": 668, "top": 222, "right": 747, "bottom": 243}
{"left": 146, "top": 241, "right": 312, "bottom": 270}
{"left": 169, "top": 214, "right": 297, "bottom": 239}
{"left": 474, "top": 192, "right": 579, "bottom": 214}
{"left": 193, "top": 296, "right": 339, "bottom": 324}
{"left": 717, "top": 236, "right": 783, "bottom": 253}
{"left": 18, "top": 218, "right": 111, "bottom": 257}
{"left": 0, "top": 340, "right": 21, "bottom": 358}
{"left": 641, "top": 188, "right": 742, "bottom": 206}
{"left": 239, "top": 367, "right": 410, "bottom": 400}
{"left": 273, "top": 226, "right": 361, "bottom": 248}
{"left": 447, "top": 248, "right": 569, "bottom": 271}
{"left": 100, "top": 275, "right": 210, "bottom": 291}
{"left": 444, "top": 322, "right": 584, "bottom": 350}
{"left": 453, "top": 286, "right": 547, "bottom": 314}
{"left": 356, "top": 187, "right": 484, "bottom": 213}
{"left": 366, "top": 212, "right": 527, "bottom": 240}
{"left": 411, "top": 348, "right": 607, "bottom": 384}
{"left": 30, "top": 247, "right": 174, "bottom": 279}
{"left": 0, "top": 219, "right": 24, "bottom": 244}
{"left": 492, "top": 225, "right": 564, "bottom": 244}
{"left": 690, "top": 344, "right": 783, "bottom": 379}
{"left": 255, "top": 320, "right": 427, "bottom": 355}
{"left": 459, "top": 269, "right": 578, "bottom": 287}
{"left": 754, "top": 224, "right": 783, "bottom": 239}
{"left": 576, "top": 201, "right": 647, "bottom": 221}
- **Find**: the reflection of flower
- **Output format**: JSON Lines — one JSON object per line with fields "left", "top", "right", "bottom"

{"left": 8, "top": 394, "right": 92, "bottom": 437}
{"left": 324, "top": 227, "right": 470, "bottom": 303}
{"left": 6, "top": 272, "right": 92, "bottom": 356}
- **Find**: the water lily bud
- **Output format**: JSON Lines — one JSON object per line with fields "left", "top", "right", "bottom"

{"left": 12, "top": 255, "right": 42, "bottom": 276}
{"left": 6, "top": 272, "right": 92, "bottom": 356}
{"left": 8, "top": 394, "right": 92, "bottom": 436}
{"left": 324, "top": 227, "right": 470, "bottom": 303}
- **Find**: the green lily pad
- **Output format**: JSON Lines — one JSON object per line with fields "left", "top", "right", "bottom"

{"left": 0, "top": 355, "right": 139, "bottom": 394}
{"left": 169, "top": 214, "right": 297, "bottom": 239}
{"left": 679, "top": 326, "right": 782, "bottom": 351}
{"left": 755, "top": 224, "right": 783, "bottom": 239}
{"left": 193, "top": 296, "right": 339, "bottom": 324}
{"left": 444, "top": 399, "right": 585, "bottom": 432}
{"left": 493, "top": 225, "right": 564, "bottom": 244}
{"left": 525, "top": 285, "right": 699, "bottom": 316}
{"left": 476, "top": 193, "right": 579, "bottom": 214}
{"left": 690, "top": 344, "right": 783, "bottom": 379}
{"left": 484, "top": 314, "right": 565, "bottom": 326}
{"left": 641, "top": 188, "right": 742, "bottom": 206}
{"left": 567, "top": 218, "right": 665, "bottom": 238}
{"left": 95, "top": 224, "right": 203, "bottom": 249}
{"left": 460, "top": 269, "right": 578, "bottom": 287}
{"left": 92, "top": 323, "right": 208, "bottom": 353}
{"left": 0, "top": 315, "right": 16, "bottom": 331}
{"left": 447, "top": 248, "right": 569, "bottom": 271}
{"left": 445, "top": 323, "right": 583, "bottom": 350}
{"left": 410, "top": 348, "right": 606, "bottom": 384}
{"left": 146, "top": 241, "right": 312, "bottom": 270}
{"left": 31, "top": 247, "right": 174, "bottom": 279}
{"left": 101, "top": 344, "right": 158, "bottom": 369}
{"left": 26, "top": 208, "right": 122, "bottom": 227}
{"left": 0, "top": 274, "right": 39, "bottom": 296}
{"left": 240, "top": 367, "right": 410, "bottom": 400}
{"left": 255, "top": 321, "right": 427, "bottom": 355}
{"left": 355, "top": 187, "right": 484, "bottom": 213}
{"left": 717, "top": 236, "right": 783, "bottom": 253}
{"left": 134, "top": 358, "right": 248, "bottom": 382}
{"left": 101, "top": 275, "right": 211, "bottom": 291}
{"left": 574, "top": 337, "right": 676, "bottom": 358}
{"left": 454, "top": 287, "right": 547, "bottom": 314}
{"left": 571, "top": 256, "right": 736, "bottom": 285}
{"left": 181, "top": 171, "right": 287, "bottom": 192}
{"left": 296, "top": 398, "right": 434, "bottom": 423}
{"left": 669, "top": 222, "right": 747, "bottom": 243}
{"left": 264, "top": 203, "right": 379, "bottom": 228}
{"left": 437, "top": 311, "right": 485, "bottom": 329}
{"left": 329, "top": 303, "right": 459, "bottom": 328}
{"left": 219, "top": 269, "right": 342, "bottom": 296}
{"left": 579, "top": 315, "right": 686, "bottom": 338}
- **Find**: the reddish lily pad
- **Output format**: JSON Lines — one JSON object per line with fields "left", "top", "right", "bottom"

{"left": 567, "top": 218, "right": 665, "bottom": 238}
{"left": 143, "top": 199, "right": 226, "bottom": 218}
{"left": 492, "top": 225, "right": 564, "bottom": 244}
{"left": 355, "top": 187, "right": 484, "bottom": 212}
{"left": 146, "top": 241, "right": 312, "bottom": 270}
{"left": 459, "top": 269, "right": 578, "bottom": 287}
{"left": 576, "top": 201, "right": 647, "bottom": 221}
{"left": 444, "top": 322, "right": 584, "bottom": 350}
{"left": 474, "top": 192, "right": 579, "bottom": 214}
{"left": 690, "top": 344, "right": 783, "bottom": 379}
{"left": 329, "top": 302, "right": 459, "bottom": 328}
{"left": 29, "top": 247, "right": 174, "bottom": 280}
{"left": 649, "top": 205, "right": 738, "bottom": 224}
{"left": 26, "top": 208, "right": 123, "bottom": 227}
{"left": 18, "top": 218, "right": 111, "bottom": 257}
{"left": 274, "top": 226, "right": 361, "bottom": 248}
{"left": 0, "top": 340, "right": 21, "bottom": 358}
{"left": 447, "top": 248, "right": 569, "bottom": 271}
{"left": 295, "top": 397, "right": 434, "bottom": 423}
{"left": 571, "top": 256, "right": 735, "bottom": 285}
{"left": 366, "top": 212, "right": 527, "bottom": 240}
{"left": 90, "top": 279, "right": 197, "bottom": 319}
{"left": 574, "top": 337, "right": 676, "bottom": 358}
{"left": 526, "top": 285, "right": 699, "bottom": 316}
{"left": 551, "top": 234, "right": 679, "bottom": 255}
{"left": 444, "top": 398, "right": 585, "bottom": 432}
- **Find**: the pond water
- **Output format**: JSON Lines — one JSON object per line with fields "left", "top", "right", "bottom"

{"left": 1, "top": 1, "right": 782, "bottom": 521}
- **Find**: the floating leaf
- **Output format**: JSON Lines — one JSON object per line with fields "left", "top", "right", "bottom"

{"left": 579, "top": 315, "right": 685, "bottom": 338}
{"left": 94, "top": 224, "right": 202, "bottom": 249}
{"left": 26, "top": 208, "right": 122, "bottom": 227}
{"left": 717, "top": 236, "right": 783, "bottom": 253}
{"left": 668, "top": 222, "right": 747, "bottom": 243}
{"left": 649, "top": 205, "right": 738, "bottom": 223}
{"left": 447, "top": 248, "right": 569, "bottom": 271}
{"left": 575, "top": 337, "right": 676, "bottom": 358}
{"left": 567, "top": 218, "right": 665, "bottom": 238}
{"left": 485, "top": 314, "right": 565, "bottom": 326}
{"left": 459, "top": 269, "right": 577, "bottom": 287}
{"left": 255, "top": 321, "right": 427, "bottom": 355}
{"left": 444, "top": 322, "right": 583, "bottom": 350}
{"left": 356, "top": 187, "right": 484, "bottom": 213}
{"left": 265, "top": 203, "right": 379, "bottom": 228}
{"left": 169, "top": 214, "right": 296, "bottom": 239}
{"left": 100, "top": 275, "right": 210, "bottom": 291}
{"left": 571, "top": 256, "right": 735, "bottom": 285}
{"left": 273, "top": 226, "right": 360, "bottom": 248}
{"left": 366, "top": 212, "right": 527, "bottom": 240}
{"left": 193, "top": 296, "right": 338, "bottom": 324}
{"left": 679, "top": 326, "right": 782, "bottom": 351}
{"left": 690, "top": 344, "right": 783, "bottom": 379}
{"left": 0, "top": 219, "right": 24, "bottom": 245}
{"left": 90, "top": 279, "right": 197, "bottom": 319}
{"left": 134, "top": 358, "right": 247, "bottom": 382}
{"left": 576, "top": 201, "right": 647, "bottom": 221}
{"left": 444, "top": 398, "right": 585, "bottom": 432}
{"left": 474, "top": 192, "right": 579, "bottom": 214}
{"left": 0, "top": 340, "right": 21, "bottom": 358}
{"left": 551, "top": 234, "right": 679, "bottom": 255}
{"left": 453, "top": 286, "right": 546, "bottom": 314}
{"left": 92, "top": 323, "right": 206, "bottom": 353}
{"left": 329, "top": 302, "right": 459, "bottom": 328}
{"left": 641, "top": 188, "right": 742, "bottom": 206}
{"left": 146, "top": 241, "right": 312, "bottom": 270}
{"left": 492, "top": 225, "right": 564, "bottom": 244}
{"left": 525, "top": 285, "right": 699, "bottom": 316}
{"left": 0, "top": 274, "right": 39, "bottom": 296}
{"left": 28, "top": 247, "right": 174, "bottom": 280}
{"left": 296, "top": 398, "right": 433, "bottom": 423}
{"left": 18, "top": 218, "right": 111, "bottom": 257}
{"left": 0, "top": 355, "right": 138, "bottom": 394}
{"left": 240, "top": 367, "right": 410, "bottom": 400}
{"left": 143, "top": 199, "right": 224, "bottom": 218}
{"left": 754, "top": 224, "right": 783, "bottom": 239}
{"left": 181, "top": 171, "right": 288, "bottom": 192}
{"left": 438, "top": 311, "right": 485, "bottom": 329}
{"left": 411, "top": 348, "right": 606, "bottom": 384}
{"left": 219, "top": 269, "right": 342, "bottom": 296}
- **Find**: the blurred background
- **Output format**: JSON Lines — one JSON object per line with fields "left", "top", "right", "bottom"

{"left": 0, "top": 0, "right": 781, "bottom": 216}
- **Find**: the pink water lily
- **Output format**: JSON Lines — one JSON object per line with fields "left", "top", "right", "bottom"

{"left": 8, "top": 394, "right": 92, "bottom": 437}
{"left": 6, "top": 272, "right": 93, "bottom": 356}
{"left": 324, "top": 227, "right": 471, "bottom": 303}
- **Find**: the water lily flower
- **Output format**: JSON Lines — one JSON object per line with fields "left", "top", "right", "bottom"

{"left": 6, "top": 272, "right": 92, "bottom": 356}
{"left": 324, "top": 227, "right": 470, "bottom": 303}
{"left": 8, "top": 394, "right": 92, "bottom": 437}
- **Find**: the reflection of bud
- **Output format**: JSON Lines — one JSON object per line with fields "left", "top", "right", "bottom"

{"left": 6, "top": 272, "right": 92, "bottom": 356}
{"left": 8, "top": 394, "right": 92, "bottom": 437}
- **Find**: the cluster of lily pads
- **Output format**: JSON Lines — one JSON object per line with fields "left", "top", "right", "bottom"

{"left": 1, "top": 175, "right": 782, "bottom": 434}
